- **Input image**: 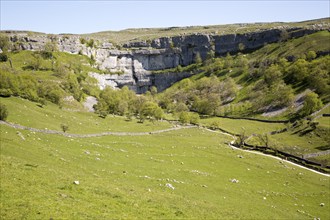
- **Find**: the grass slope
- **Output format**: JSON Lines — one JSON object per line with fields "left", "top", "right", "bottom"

{"left": 0, "top": 97, "right": 172, "bottom": 134}
{"left": 1, "top": 98, "right": 329, "bottom": 219}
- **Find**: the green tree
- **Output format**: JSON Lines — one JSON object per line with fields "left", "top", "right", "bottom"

{"left": 300, "top": 91, "right": 323, "bottom": 117}
{"left": 263, "top": 64, "right": 283, "bottom": 87}
{"left": 287, "top": 58, "right": 309, "bottom": 82}
{"left": 308, "top": 68, "right": 329, "bottom": 94}
{"left": 140, "top": 101, "right": 164, "bottom": 122}
{"left": 179, "top": 112, "right": 190, "bottom": 124}
{"left": 0, "top": 103, "right": 8, "bottom": 121}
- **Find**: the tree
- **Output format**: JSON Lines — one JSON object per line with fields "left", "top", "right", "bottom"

{"left": 235, "top": 130, "right": 247, "bottom": 148}
{"left": 258, "top": 133, "right": 270, "bottom": 148}
{"left": 139, "top": 101, "right": 164, "bottom": 122}
{"left": 178, "top": 112, "right": 200, "bottom": 125}
{"left": 287, "top": 59, "right": 309, "bottom": 82}
{"left": 300, "top": 91, "right": 323, "bottom": 117}
{"left": 308, "top": 69, "right": 329, "bottom": 94}
{"left": 263, "top": 64, "right": 283, "bottom": 87}
{"left": 179, "top": 112, "right": 190, "bottom": 124}
{"left": 189, "top": 112, "right": 200, "bottom": 125}
{"left": 0, "top": 103, "right": 8, "bottom": 121}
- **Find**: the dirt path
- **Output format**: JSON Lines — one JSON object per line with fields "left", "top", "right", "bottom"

{"left": 0, "top": 120, "right": 196, "bottom": 138}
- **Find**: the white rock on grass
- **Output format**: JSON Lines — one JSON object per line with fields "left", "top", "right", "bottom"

{"left": 73, "top": 180, "right": 80, "bottom": 185}
{"left": 230, "top": 179, "right": 239, "bottom": 183}
{"left": 165, "top": 183, "right": 175, "bottom": 190}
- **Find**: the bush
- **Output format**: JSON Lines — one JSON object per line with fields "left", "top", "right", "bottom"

{"left": 0, "top": 53, "right": 8, "bottom": 62}
{"left": 179, "top": 112, "right": 200, "bottom": 125}
{"left": 80, "top": 38, "right": 86, "bottom": 44}
{"left": 0, "top": 88, "right": 13, "bottom": 97}
{"left": 60, "top": 123, "right": 69, "bottom": 133}
{"left": 0, "top": 103, "right": 8, "bottom": 121}
{"left": 86, "top": 39, "right": 95, "bottom": 48}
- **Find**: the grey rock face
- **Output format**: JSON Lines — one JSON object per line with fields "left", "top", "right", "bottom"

{"left": 6, "top": 26, "right": 327, "bottom": 93}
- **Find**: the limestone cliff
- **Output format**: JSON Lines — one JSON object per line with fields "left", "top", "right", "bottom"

{"left": 5, "top": 25, "right": 328, "bottom": 93}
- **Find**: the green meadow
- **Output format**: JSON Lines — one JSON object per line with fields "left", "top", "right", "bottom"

{"left": 1, "top": 97, "right": 329, "bottom": 219}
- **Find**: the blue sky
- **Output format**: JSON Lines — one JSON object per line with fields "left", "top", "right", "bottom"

{"left": 1, "top": 1, "right": 329, "bottom": 34}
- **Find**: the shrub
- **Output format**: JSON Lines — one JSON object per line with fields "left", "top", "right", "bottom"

{"left": 86, "top": 39, "right": 95, "bottom": 48}
{"left": 0, "top": 53, "right": 8, "bottom": 62}
{"left": 80, "top": 38, "right": 86, "bottom": 44}
{"left": 0, "top": 88, "right": 13, "bottom": 97}
{"left": 179, "top": 112, "right": 200, "bottom": 125}
{"left": 0, "top": 103, "right": 8, "bottom": 121}
{"left": 60, "top": 123, "right": 69, "bottom": 133}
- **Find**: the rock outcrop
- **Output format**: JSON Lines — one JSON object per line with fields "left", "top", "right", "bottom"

{"left": 5, "top": 25, "right": 328, "bottom": 93}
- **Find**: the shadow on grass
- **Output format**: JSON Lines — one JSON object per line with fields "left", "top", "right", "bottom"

{"left": 315, "top": 145, "right": 330, "bottom": 151}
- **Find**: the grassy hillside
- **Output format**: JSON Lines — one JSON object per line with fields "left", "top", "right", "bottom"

{"left": 159, "top": 31, "right": 330, "bottom": 117}
{"left": 0, "top": 97, "right": 172, "bottom": 134}
{"left": 1, "top": 98, "right": 329, "bottom": 219}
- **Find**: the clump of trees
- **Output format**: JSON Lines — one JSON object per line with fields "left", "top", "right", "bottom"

{"left": 93, "top": 86, "right": 164, "bottom": 123}
{"left": 159, "top": 76, "right": 238, "bottom": 116}
{"left": 0, "top": 45, "right": 95, "bottom": 107}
